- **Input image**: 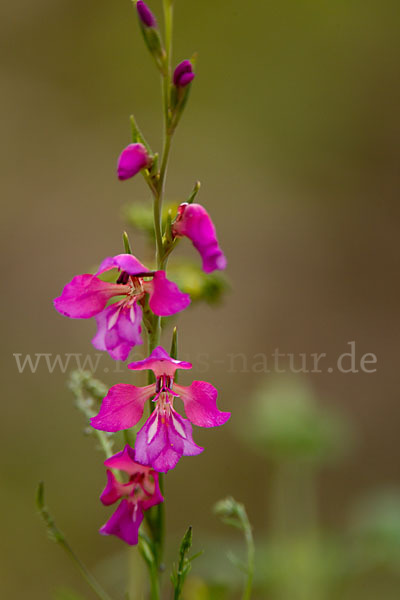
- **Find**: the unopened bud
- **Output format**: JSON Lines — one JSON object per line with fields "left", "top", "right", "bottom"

{"left": 136, "top": 1, "right": 157, "bottom": 28}
{"left": 173, "top": 60, "right": 195, "bottom": 87}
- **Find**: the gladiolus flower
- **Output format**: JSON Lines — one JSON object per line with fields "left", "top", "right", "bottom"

{"left": 172, "top": 203, "right": 227, "bottom": 273}
{"left": 136, "top": 1, "right": 157, "bottom": 28}
{"left": 99, "top": 445, "right": 163, "bottom": 545}
{"left": 54, "top": 254, "right": 190, "bottom": 361}
{"left": 117, "top": 143, "right": 150, "bottom": 181}
{"left": 91, "top": 346, "right": 230, "bottom": 473}
{"left": 173, "top": 60, "right": 195, "bottom": 87}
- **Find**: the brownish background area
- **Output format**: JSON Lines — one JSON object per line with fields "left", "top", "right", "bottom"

{"left": 1, "top": 0, "right": 399, "bottom": 597}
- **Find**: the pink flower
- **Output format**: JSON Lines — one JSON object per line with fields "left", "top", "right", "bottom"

{"left": 54, "top": 254, "right": 190, "bottom": 361}
{"left": 172, "top": 203, "right": 227, "bottom": 273}
{"left": 91, "top": 346, "right": 230, "bottom": 472}
{"left": 99, "top": 445, "right": 163, "bottom": 545}
{"left": 117, "top": 143, "right": 150, "bottom": 180}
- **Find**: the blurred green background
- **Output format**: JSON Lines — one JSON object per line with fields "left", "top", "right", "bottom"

{"left": 2, "top": 0, "right": 400, "bottom": 598}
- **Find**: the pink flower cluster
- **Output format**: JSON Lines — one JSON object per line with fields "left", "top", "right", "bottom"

{"left": 54, "top": 141, "right": 229, "bottom": 544}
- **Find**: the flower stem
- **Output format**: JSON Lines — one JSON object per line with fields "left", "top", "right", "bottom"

{"left": 141, "top": 0, "right": 175, "bottom": 593}
{"left": 36, "top": 482, "right": 114, "bottom": 600}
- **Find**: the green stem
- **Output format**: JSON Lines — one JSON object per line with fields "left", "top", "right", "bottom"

{"left": 61, "top": 541, "right": 115, "bottom": 600}
{"left": 153, "top": 192, "right": 164, "bottom": 268}
{"left": 149, "top": 564, "right": 161, "bottom": 600}
{"left": 37, "top": 483, "right": 114, "bottom": 600}
{"left": 140, "top": 1, "right": 174, "bottom": 594}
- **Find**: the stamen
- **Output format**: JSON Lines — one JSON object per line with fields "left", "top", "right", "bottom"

{"left": 116, "top": 271, "right": 130, "bottom": 285}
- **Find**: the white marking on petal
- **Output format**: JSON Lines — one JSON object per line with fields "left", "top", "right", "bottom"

{"left": 130, "top": 305, "right": 136, "bottom": 323}
{"left": 107, "top": 306, "right": 122, "bottom": 330}
{"left": 171, "top": 411, "right": 187, "bottom": 439}
{"left": 147, "top": 413, "right": 159, "bottom": 444}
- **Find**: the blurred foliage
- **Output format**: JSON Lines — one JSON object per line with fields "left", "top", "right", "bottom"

{"left": 349, "top": 489, "right": 400, "bottom": 571}
{"left": 54, "top": 589, "right": 87, "bottom": 600}
{"left": 123, "top": 201, "right": 180, "bottom": 241}
{"left": 214, "top": 497, "right": 255, "bottom": 600}
{"left": 240, "top": 378, "right": 353, "bottom": 463}
{"left": 168, "top": 260, "right": 228, "bottom": 305}
{"left": 182, "top": 379, "right": 399, "bottom": 600}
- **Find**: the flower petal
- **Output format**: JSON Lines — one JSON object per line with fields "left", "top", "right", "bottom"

{"left": 97, "top": 254, "right": 149, "bottom": 277}
{"left": 117, "top": 143, "right": 150, "bottom": 181}
{"left": 92, "top": 303, "right": 143, "bottom": 361}
{"left": 128, "top": 346, "right": 192, "bottom": 378}
{"left": 134, "top": 408, "right": 203, "bottom": 473}
{"left": 174, "top": 381, "right": 231, "bottom": 427}
{"left": 100, "top": 470, "right": 133, "bottom": 506}
{"left": 104, "top": 444, "right": 148, "bottom": 476}
{"left": 144, "top": 271, "right": 190, "bottom": 316}
{"left": 141, "top": 472, "right": 164, "bottom": 510}
{"left": 54, "top": 274, "right": 125, "bottom": 318}
{"left": 90, "top": 384, "right": 154, "bottom": 432}
{"left": 100, "top": 499, "right": 143, "bottom": 545}
{"left": 172, "top": 203, "right": 227, "bottom": 273}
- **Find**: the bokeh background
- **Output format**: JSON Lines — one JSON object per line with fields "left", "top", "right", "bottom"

{"left": 2, "top": 0, "right": 400, "bottom": 598}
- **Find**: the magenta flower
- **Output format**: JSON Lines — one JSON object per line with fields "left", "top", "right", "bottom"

{"left": 99, "top": 445, "right": 163, "bottom": 545}
{"left": 54, "top": 254, "right": 190, "bottom": 361}
{"left": 136, "top": 1, "right": 157, "bottom": 28}
{"left": 117, "top": 143, "right": 150, "bottom": 181}
{"left": 173, "top": 60, "right": 195, "bottom": 87}
{"left": 172, "top": 202, "right": 227, "bottom": 273}
{"left": 91, "top": 346, "right": 230, "bottom": 473}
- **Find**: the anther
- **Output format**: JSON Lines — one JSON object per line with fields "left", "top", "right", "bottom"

{"left": 116, "top": 271, "right": 130, "bottom": 285}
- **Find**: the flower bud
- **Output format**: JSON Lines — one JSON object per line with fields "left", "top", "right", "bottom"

{"left": 117, "top": 143, "right": 151, "bottom": 181}
{"left": 172, "top": 203, "right": 227, "bottom": 273}
{"left": 136, "top": 1, "right": 157, "bottom": 28}
{"left": 173, "top": 60, "right": 195, "bottom": 87}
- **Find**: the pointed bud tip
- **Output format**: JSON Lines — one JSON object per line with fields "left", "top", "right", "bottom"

{"left": 136, "top": 1, "right": 157, "bottom": 28}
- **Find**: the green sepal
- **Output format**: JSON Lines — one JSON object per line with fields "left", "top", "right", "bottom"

{"left": 137, "top": 19, "right": 166, "bottom": 74}
{"left": 130, "top": 114, "right": 153, "bottom": 155}
{"left": 170, "top": 327, "right": 178, "bottom": 359}
{"left": 149, "top": 152, "right": 159, "bottom": 176}
{"left": 123, "top": 231, "right": 133, "bottom": 255}
{"left": 164, "top": 209, "right": 173, "bottom": 243}
{"left": 187, "top": 180, "right": 201, "bottom": 204}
